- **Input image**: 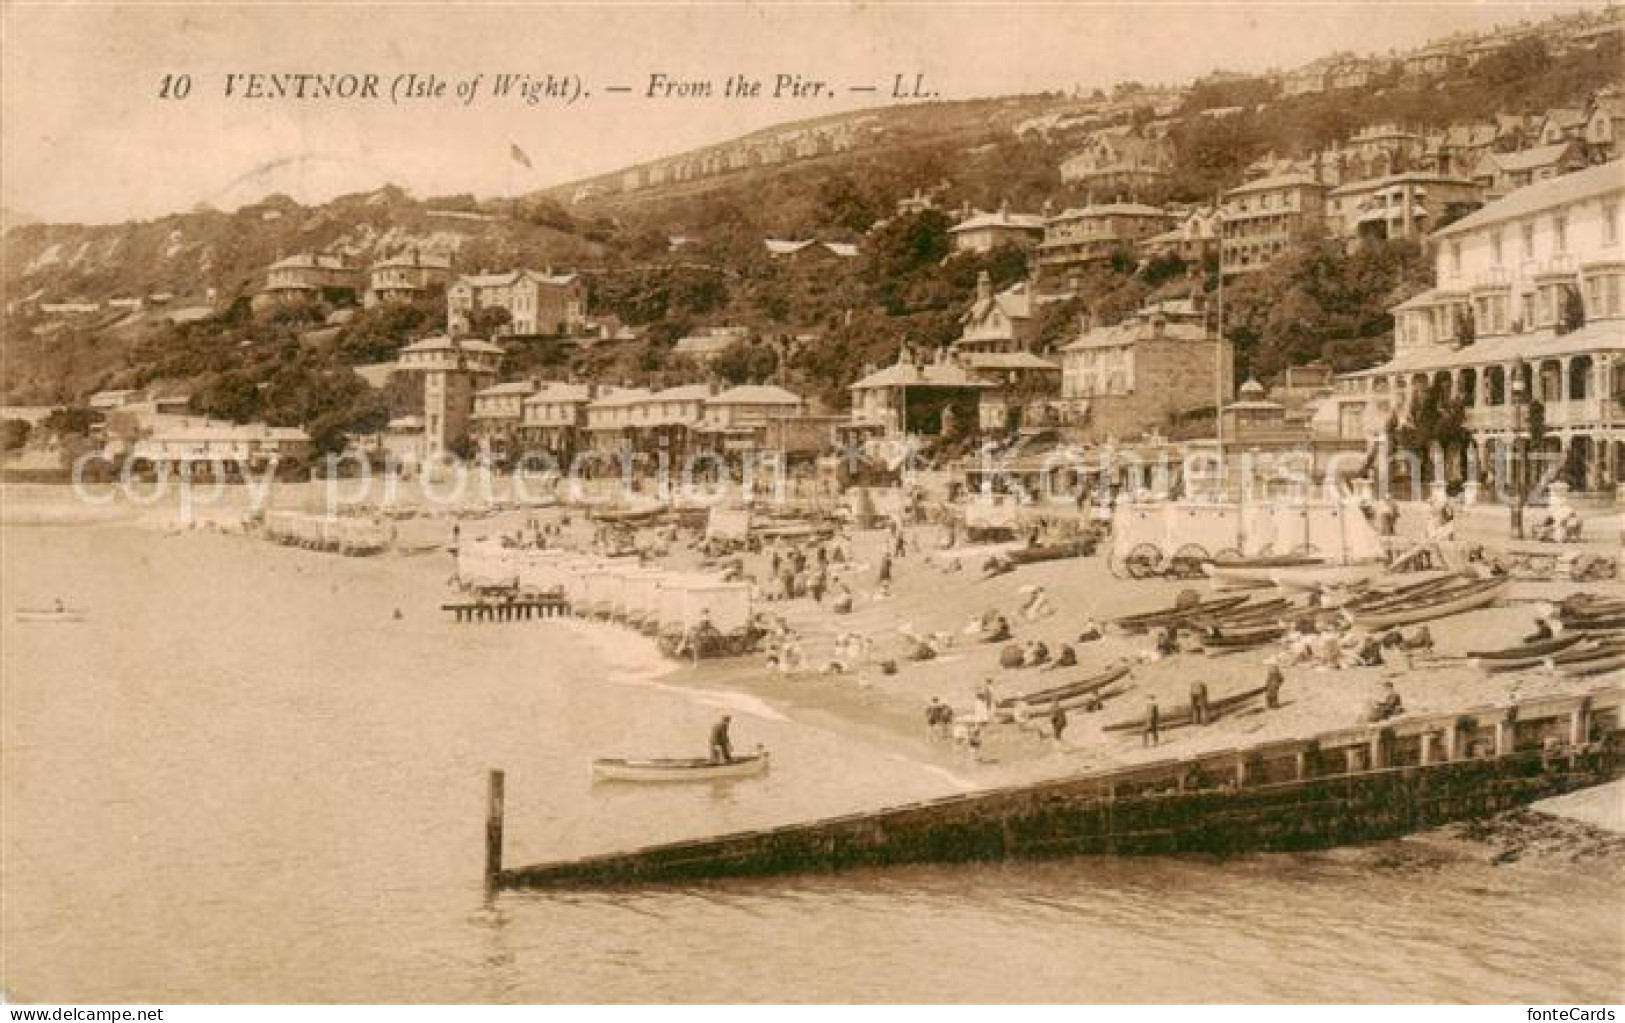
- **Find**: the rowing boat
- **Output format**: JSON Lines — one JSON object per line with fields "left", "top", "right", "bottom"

{"left": 1469, "top": 634, "right": 1582, "bottom": 671}
{"left": 1114, "top": 595, "right": 1250, "bottom": 633}
{"left": 591, "top": 750, "right": 770, "bottom": 782}
{"left": 1547, "top": 638, "right": 1625, "bottom": 666}
{"left": 996, "top": 664, "right": 1131, "bottom": 711}
{"left": 1342, "top": 573, "right": 1461, "bottom": 612}
{"left": 14, "top": 607, "right": 87, "bottom": 623}
{"left": 1203, "top": 555, "right": 1320, "bottom": 589}
{"left": 1103, "top": 685, "right": 1268, "bottom": 733}
{"left": 1199, "top": 625, "right": 1287, "bottom": 651}
{"left": 1269, "top": 562, "right": 1385, "bottom": 592}
{"left": 1347, "top": 577, "right": 1508, "bottom": 630}
{"left": 1557, "top": 652, "right": 1625, "bottom": 677}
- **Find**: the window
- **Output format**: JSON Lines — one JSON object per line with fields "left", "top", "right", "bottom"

{"left": 1554, "top": 210, "right": 1569, "bottom": 254}
{"left": 1521, "top": 222, "right": 1535, "bottom": 259}
{"left": 1606, "top": 203, "right": 1620, "bottom": 246}
{"left": 1491, "top": 228, "right": 1504, "bottom": 265}
{"left": 1449, "top": 240, "right": 1462, "bottom": 275}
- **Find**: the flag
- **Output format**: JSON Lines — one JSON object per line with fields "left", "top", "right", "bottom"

{"left": 509, "top": 143, "right": 533, "bottom": 170}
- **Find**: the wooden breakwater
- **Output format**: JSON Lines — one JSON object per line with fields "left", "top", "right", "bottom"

{"left": 443, "top": 597, "right": 572, "bottom": 622}
{"left": 488, "top": 686, "right": 1625, "bottom": 889}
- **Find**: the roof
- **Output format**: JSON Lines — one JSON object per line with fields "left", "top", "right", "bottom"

{"left": 1225, "top": 173, "right": 1327, "bottom": 196}
{"left": 453, "top": 269, "right": 579, "bottom": 289}
{"left": 1048, "top": 202, "right": 1169, "bottom": 222}
{"left": 709, "top": 385, "right": 803, "bottom": 405}
{"left": 962, "top": 282, "right": 1033, "bottom": 327}
{"left": 268, "top": 253, "right": 350, "bottom": 271}
{"left": 651, "top": 384, "right": 713, "bottom": 402}
{"left": 850, "top": 360, "right": 993, "bottom": 390}
{"left": 398, "top": 335, "right": 506, "bottom": 355}
{"left": 958, "top": 352, "right": 1062, "bottom": 372}
{"left": 523, "top": 383, "right": 592, "bottom": 404}
{"left": 1486, "top": 142, "right": 1582, "bottom": 174}
{"left": 1437, "top": 159, "right": 1623, "bottom": 239}
{"left": 475, "top": 381, "right": 538, "bottom": 398}
{"left": 1327, "top": 172, "right": 1478, "bottom": 197}
{"left": 589, "top": 388, "right": 653, "bottom": 408}
{"left": 1062, "top": 315, "right": 1214, "bottom": 352}
{"left": 372, "top": 251, "right": 451, "bottom": 270}
{"left": 949, "top": 209, "right": 1047, "bottom": 233}
{"left": 1344, "top": 319, "right": 1625, "bottom": 377}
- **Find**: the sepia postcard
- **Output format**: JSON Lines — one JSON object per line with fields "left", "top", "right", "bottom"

{"left": 2, "top": 0, "right": 1623, "bottom": 1009}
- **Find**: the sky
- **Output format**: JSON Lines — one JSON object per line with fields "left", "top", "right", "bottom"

{"left": 0, "top": 1, "right": 1606, "bottom": 225}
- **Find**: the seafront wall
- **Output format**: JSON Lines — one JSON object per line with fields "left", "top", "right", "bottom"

{"left": 497, "top": 686, "right": 1625, "bottom": 888}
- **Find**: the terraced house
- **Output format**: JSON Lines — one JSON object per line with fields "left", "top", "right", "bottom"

{"left": 1330, "top": 160, "right": 1625, "bottom": 498}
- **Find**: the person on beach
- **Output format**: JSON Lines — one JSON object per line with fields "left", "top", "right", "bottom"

{"left": 1077, "top": 617, "right": 1104, "bottom": 643}
{"left": 1155, "top": 625, "right": 1179, "bottom": 659}
{"left": 1265, "top": 664, "right": 1284, "bottom": 709}
{"left": 1142, "top": 698, "right": 1160, "bottom": 747}
{"left": 1368, "top": 682, "right": 1404, "bottom": 723}
{"left": 926, "top": 697, "right": 946, "bottom": 736}
{"left": 976, "top": 679, "right": 996, "bottom": 721}
{"left": 878, "top": 554, "right": 893, "bottom": 586}
{"left": 1190, "top": 680, "right": 1210, "bottom": 725}
{"left": 831, "top": 583, "right": 854, "bottom": 614}
{"left": 709, "top": 714, "right": 734, "bottom": 764}
{"left": 1525, "top": 616, "right": 1555, "bottom": 644}
{"left": 1043, "top": 644, "right": 1078, "bottom": 671}
{"left": 981, "top": 614, "right": 1013, "bottom": 644}
{"left": 1050, "top": 702, "right": 1068, "bottom": 745}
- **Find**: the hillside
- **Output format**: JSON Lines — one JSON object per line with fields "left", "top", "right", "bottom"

{"left": 1, "top": 7, "right": 1620, "bottom": 427}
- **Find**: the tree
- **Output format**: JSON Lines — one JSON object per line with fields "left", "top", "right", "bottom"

{"left": 710, "top": 340, "right": 779, "bottom": 386}
{"left": 467, "top": 306, "right": 512, "bottom": 338}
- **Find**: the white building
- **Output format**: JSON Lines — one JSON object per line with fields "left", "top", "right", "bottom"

{"left": 1331, "top": 160, "right": 1625, "bottom": 495}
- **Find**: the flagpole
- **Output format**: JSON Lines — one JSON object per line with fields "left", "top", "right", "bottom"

{"left": 1214, "top": 193, "right": 1226, "bottom": 500}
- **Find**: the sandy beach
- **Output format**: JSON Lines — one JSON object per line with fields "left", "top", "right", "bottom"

{"left": 430, "top": 495, "right": 1625, "bottom": 796}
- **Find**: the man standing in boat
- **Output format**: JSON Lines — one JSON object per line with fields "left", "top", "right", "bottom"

{"left": 709, "top": 714, "right": 734, "bottom": 764}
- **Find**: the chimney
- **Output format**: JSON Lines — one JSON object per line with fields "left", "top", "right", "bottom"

{"left": 976, "top": 270, "right": 993, "bottom": 304}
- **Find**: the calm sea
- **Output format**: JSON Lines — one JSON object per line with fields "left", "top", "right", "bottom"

{"left": 2, "top": 524, "right": 1621, "bottom": 1003}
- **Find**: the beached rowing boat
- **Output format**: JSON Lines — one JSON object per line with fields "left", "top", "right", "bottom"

{"left": 1103, "top": 685, "right": 1268, "bottom": 733}
{"left": 995, "top": 665, "right": 1132, "bottom": 720}
{"left": 1469, "top": 634, "right": 1583, "bottom": 672}
{"left": 1114, "top": 595, "right": 1250, "bottom": 633}
{"left": 1199, "top": 625, "right": 1287, "bottom": 652}
{"left": 1269, "top": 563, "right": 1385, "bottom": 591}
{"left": 1202, "top": 555, "right": 1321, "bottom": 589}
{"left": 14, "top": 607, "right": 87, "bottom": 623}
{"left": 1347, "top": 577, "right": 1509, "bottom": 630}
{"left": 591, "top": 750, "right": 770, "bottom": 783}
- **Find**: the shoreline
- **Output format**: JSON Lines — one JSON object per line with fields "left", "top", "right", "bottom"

{"left": 8, "top": 503, "right": 1622, "bottom": 804}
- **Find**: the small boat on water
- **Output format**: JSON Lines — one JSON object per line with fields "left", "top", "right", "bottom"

{"left": 592, "top": 750, "right": 770, "bottom": 783}
{"left": 14, "top": 607, "right": 87, "bottom": 623}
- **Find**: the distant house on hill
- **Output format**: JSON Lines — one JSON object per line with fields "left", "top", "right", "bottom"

{"left": 1472, "top": 142, "right": 1588, "bottom": 199}
{"left": 254, "top": 253, "right": 362, "bottom": 311}
{"left": 365, "top": 250, "right": 452, "bottom": 308}
{"left": 947, "top": 203, "right": 1046, "bottom": 254}
{"left": 446, "top": 269, "right": 585, "bottom": 338}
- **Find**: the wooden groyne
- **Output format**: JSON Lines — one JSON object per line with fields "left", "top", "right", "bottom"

{"left": 487, "top": 686, "right": 1624, "bottom": 889}
{"left": 443, "top": 597, "right": 572, "bottom": 622}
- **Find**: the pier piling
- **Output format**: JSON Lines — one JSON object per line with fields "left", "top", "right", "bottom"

{"left": 485, "top": 769, "right": 505, "bottom": 887}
